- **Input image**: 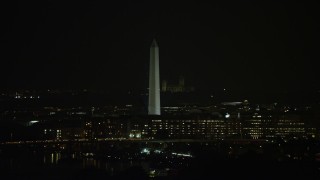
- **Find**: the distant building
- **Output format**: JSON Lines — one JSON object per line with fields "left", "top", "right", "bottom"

{"left": 34, "top": 108, "right": 318, "bottom": 141}
{"left": 241, "top": 112, "right": 308, "bottom": 139}
{"left": 161, "top": 76, "right": 194, "bottom": 93}
{"left": 129, "top": 115, "right": 228, "bottom": 140}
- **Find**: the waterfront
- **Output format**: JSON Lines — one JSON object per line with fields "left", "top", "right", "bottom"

{"left": 1, "top": 139, "right": 320, "bottom": 179}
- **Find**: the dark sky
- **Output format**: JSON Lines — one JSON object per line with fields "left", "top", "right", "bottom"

{"left": 0, "top": 1, "right": 319, "bottom": 94}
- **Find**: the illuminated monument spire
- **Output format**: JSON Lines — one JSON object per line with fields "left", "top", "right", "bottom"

{"left": 148, "top": 39, "right": 161, "bottom": 115}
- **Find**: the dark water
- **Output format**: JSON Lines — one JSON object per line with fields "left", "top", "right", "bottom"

{"left": 1, "top": 143, "right": 320, "bottom": 179}
{"left": 0, "top": 151, "right": 151, "bottom": 179}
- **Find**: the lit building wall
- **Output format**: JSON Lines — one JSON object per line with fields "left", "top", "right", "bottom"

{"left": 135, "top": 118, "right": 227, "bottom": 140}
{"left": 60, "top": 128, "right": 85, "bottom": 139}
{"left": 274, "top": 119, "right": 305, "bottom": 138}
{"left": 242, "top": 113, "right": 266, "bottom": 139}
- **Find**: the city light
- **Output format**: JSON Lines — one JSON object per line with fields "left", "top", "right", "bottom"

{"left": 141, "top": 148, "right": 150, "bottom": 154}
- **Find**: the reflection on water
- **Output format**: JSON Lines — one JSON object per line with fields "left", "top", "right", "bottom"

{"left": 80, "top": 157, "right": 149, "bottom": 176}
{"left": 48, "top": 152, "right": 61, "bottom": 164}
{"left": 41, "top": 152, "right": 62, "bottom": 165}
{"left": 2, "top": 151, "right": 150, "bottom": 176}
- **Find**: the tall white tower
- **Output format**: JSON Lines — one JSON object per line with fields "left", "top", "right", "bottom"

{"left": 148, "top": 39, "right": 161, "bottom": 115}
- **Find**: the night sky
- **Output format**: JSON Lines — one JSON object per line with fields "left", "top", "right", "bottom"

{"left": 1, "top": 1, "right": 319, "bottom": 95}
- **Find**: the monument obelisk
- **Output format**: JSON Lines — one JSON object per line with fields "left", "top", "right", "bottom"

{"left": 148, "top": 39, "right": 161, "bottom": 115}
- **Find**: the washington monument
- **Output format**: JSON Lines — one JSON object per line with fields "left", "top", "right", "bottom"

{"left": 148, "top": 39, "right": 161, "bottom": 115}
